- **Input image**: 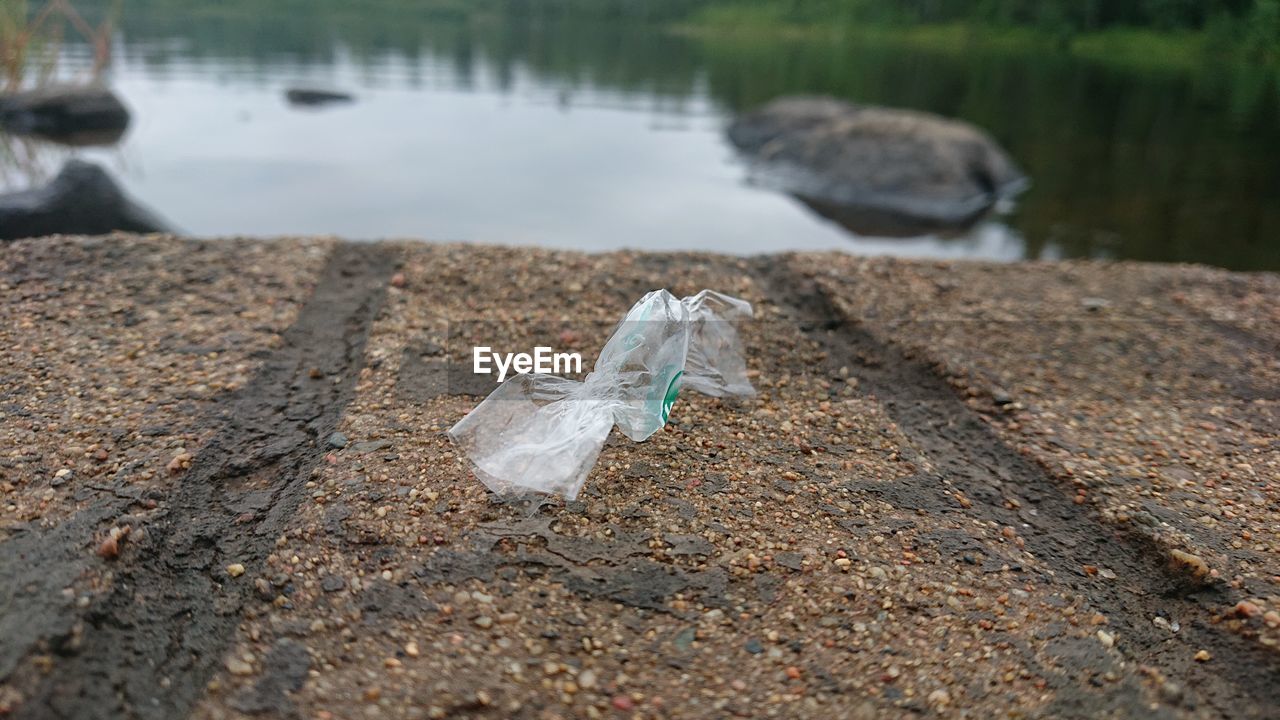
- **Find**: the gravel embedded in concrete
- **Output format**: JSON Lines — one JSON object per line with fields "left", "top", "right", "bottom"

{"left": 1, "top": 237, "right": 1277, "bottom": 719}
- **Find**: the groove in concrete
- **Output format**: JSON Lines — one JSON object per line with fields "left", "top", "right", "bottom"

{"left": 752, "top": 257, "right": 1280, "bottom": 719}
{"left": 8, "top": 243, "right": 396, "bottom": 720}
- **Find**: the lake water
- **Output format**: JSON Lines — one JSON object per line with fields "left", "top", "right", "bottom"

{"left": 8, "top": 2, "right": 1280, "bottom": 270}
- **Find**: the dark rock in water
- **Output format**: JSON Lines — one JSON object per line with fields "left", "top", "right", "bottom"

{"left": 0, "top": 160, "right": 171, "bottom": 241}
{"left": 28, "top": 125, "right": 128, "bottom": 148}
{"left": 0, "top": 85, "right": 130, "bottom": 143}
{"left": 728, "top": 96, "right": 1027, "bottom": 235}
{"left": 285, "top": 88, "right": 354, "bottom": 107}
{"left": 729, "top": 96, "right": 854, "bottom": 152}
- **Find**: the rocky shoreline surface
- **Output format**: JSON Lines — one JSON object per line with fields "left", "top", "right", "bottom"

{"left": 1, "top": 235, "right": 1276, "bottom": 719}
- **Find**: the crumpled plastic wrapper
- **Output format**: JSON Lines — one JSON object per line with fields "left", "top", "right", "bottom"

{"left": 449, "top": 289, "right": 754, "bottom": 499}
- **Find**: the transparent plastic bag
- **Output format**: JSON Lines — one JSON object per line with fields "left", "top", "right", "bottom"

{"left": 448, "top": 290, "right": 754, "bottom": 500}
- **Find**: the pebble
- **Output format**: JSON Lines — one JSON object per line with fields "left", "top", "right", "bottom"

{"left": 473, "top": 616, "right": 493, "bottom": 629}
{"left": 96, "top": 525, "right": 130, "bottom": 559}
{"left": 1264, "top": 611, "right": 1280, "bottom": 628}
{"left": 1233, "top": 601, "right": 1261, "bottom": 618}
{"left": 1194, "top": 650, "right": 1212, "bottom": 662}
{"left": 578, "top": 670, "right": 597, "bottom": 689}
{"left": 1097, "top": 630, "right": 1115, "bottom": 648}
{"left": 611, "top": 696, "right": 634, "bottom": 711}
{"left": 405, "top": 642, "right": 420, "bottom": 658}
{"left": 226, "top": 563, "right": 246, "bottom": 578}
{"left": 1170, "top": 550, "right": 1210, "bottom": 578}
{"left": 927, "top": 689, "right": 952, "bottom": 707}
{"left": 744, "top": 639, "right": 764, "bottom": 654}
{"left": 167, "top": 453, "right": 192, "bottom": 474}
{"left": 253, "top": 577, "right": 274, "bottom": 601}
{"left": 1160, "top": 682, "right": 1184, "bottom": 704}
{"left": 226, "top": 658, "right": 253, "bottom": 676}
{"left": 327, "top": 432, "right": 348, "bottom": 449}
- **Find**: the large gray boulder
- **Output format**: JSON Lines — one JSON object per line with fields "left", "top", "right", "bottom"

{"left": 0, "top": 160, "right": 171, "bottom": 241}
{"left": 0, "top": 85, "right": 130, "bottom": 144}
{"left": 728, "top": 96, "right": 1027, "bottom": 235}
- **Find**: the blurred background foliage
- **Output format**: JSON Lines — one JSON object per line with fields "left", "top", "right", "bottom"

{"left": 52, "top": 0, "right": 1280, "bottom": 65}
{"left": 0, "top": 0, "right": 116, "bottom": 90}
{"left": 2, "top": 0, "right": 1276, "bottom": 268}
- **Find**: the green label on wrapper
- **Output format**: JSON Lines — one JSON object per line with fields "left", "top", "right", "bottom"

{"left": 660, "top": 370, "right": 683, "bottom": 423}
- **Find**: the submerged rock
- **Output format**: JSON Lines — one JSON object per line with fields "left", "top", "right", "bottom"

{"left": 285, "top": 88, "right": 355, "bottom": 107}
{"left": 0, "top": 160, "right": 171, "bottom": 241}
{"left": 728, "top": 96, "right": 1027, "bottom": 236}
{"left": 0, "top": 85, "right": 130, "bottom": 143}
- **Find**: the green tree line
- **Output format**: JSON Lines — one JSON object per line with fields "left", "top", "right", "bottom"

{"left": 66, "top": 0, "right": 1280, "bottom": 53}
{"left": 672, "top": 0, "right": 1279, "bottom": 60}
{"left": 68, "top": 0, "right": 1280, "bottom": 32}
{"left": 684, "top": 0, "right": 1257, "bottom": 29}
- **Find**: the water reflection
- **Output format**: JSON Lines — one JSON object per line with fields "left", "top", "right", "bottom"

{"left": 0, "top": 134, "right": 61, "bottom": 187}
{"left": 795, "top": 196, "right": 990, "bottom": 240}
{"left": 10, "top": 0, "right": 1277, "bottom": 269}
{"left": 1, "top": 85, "right": 132, "bottom": 215}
